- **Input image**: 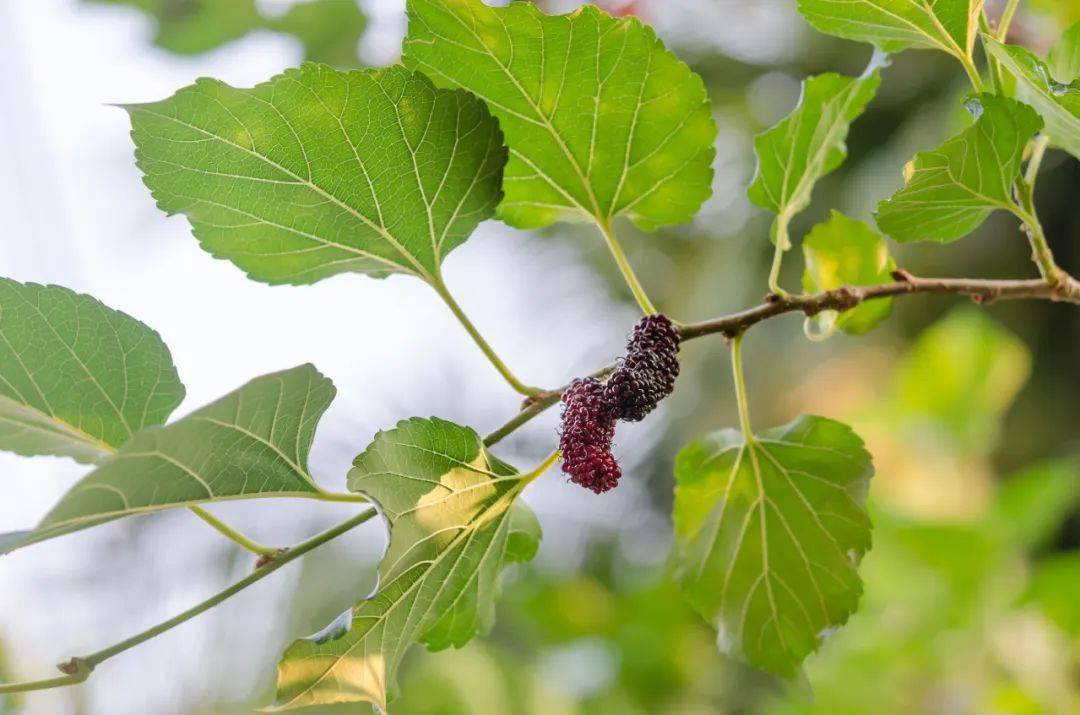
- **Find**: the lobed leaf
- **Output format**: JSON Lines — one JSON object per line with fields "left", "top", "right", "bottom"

{"left": 876, "top": 94, "right": 1042, "bottom": 243}
{"left": 672, "top": 415, "right": 874, "bottom": 678}
{"left": 796, "top": 0, "right": 982, "bottom": 59}
{"left": 126, "top": 64, "right": 506, "bottom": 286}
{"left": 748, "top": 58, "right": 884, "bottom": 234}
{"left": 0, "top": 279, "right": 184, "bottom": 464}
{"left": 273, "top": 417, "right": 540, "bottom": 711}
{"left": 0, "top": 364, "right": 335, "bottom": 555}
{"left": 801, "top": 211, "right": 896, "bottom": 335}
{"left": 984, "top": 37, "right": 1080, "bottom": 159}
{"left": 403, "top": 0, "right": 717, "bottom": 231}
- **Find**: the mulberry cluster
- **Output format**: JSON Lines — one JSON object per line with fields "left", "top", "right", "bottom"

{"left": 559, "top": 314, "right": 681, "bottom": 493}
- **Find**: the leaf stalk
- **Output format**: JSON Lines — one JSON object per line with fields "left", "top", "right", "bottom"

{"left": 432, "top": 278, "right": 542, "bottom": 396}
{"left": 597, "top": 218, "right": 659, "bottom": 315}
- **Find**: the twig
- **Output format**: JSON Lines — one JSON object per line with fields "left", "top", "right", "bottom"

{"left": 483, "top": 271, "right": 1080, "bottom": 446}
{"left": 0, "top": 509, "right": 377, "bottom": 695}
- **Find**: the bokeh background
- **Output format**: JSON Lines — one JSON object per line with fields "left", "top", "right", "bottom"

{"left": 1, "top": 0, "right": 1079, "bottom": 713}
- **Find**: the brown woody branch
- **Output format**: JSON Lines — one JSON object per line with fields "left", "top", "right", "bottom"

{"left": 482, "top": 270, "right": 1080, "bottom": 447}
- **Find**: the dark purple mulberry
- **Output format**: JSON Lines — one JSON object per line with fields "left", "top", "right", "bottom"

{"left": 607, "top": 314, "right": 681, "bottom": 421}
{"left": 557, "top": 315, "right": 681, "bottom": 494}
{"left": 559, "top": 377, "right": 620, "bottom": 493}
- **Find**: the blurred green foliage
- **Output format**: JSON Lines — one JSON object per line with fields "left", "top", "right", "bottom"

{"left": 86, "top": 0, "right": 367, "bottom": 64}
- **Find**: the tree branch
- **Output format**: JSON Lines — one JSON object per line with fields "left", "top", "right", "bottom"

{"left": 483, "top": 271, "right": 1080, "bottom": 447}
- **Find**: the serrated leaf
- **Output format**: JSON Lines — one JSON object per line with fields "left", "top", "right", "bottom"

{"left": 403, "top": 0, "right": 717, "bottom": 231}
{"left": 802, "top": 211, "right": 896, "bottom": 335}
{"left": 1, "top": 364, "right": 335, "bottom": 555}
{"left": 796, "top": 0, "right": 983, "bottom": 59}
{"left": 748, "top": 60, "right": 883, "bottom": 232}
{"left": 126, "top": 64, "right": 506, "bottom": 286}
{"left": 1049, "top": 20, "right": 1080, "bottom": 82}
{"left": 273, "top": 417, "right": 541, "bottom": 711}
{"left": 672, "top": 415, "right": 874, "bottom": 678}
{"left": 86, "top": 0, "right": 367, "bottom": 64}
{"left": 985, "top": 37, "right": 1080, "bottom": 159}
{"left": 0, "top": 279, "right": 184, "bottom": 464}
{"left": 876, "top": 94, "right": 1042, "bottom": 243}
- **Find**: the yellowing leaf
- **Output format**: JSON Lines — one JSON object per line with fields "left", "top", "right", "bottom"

{"left": 273, "top": 418, "right": 542, "bottom": 711}
{"left": 802, "top": 211, "right": 897, "bottom": 335}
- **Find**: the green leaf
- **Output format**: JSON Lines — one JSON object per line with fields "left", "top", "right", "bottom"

{"left": 0, "top": 279, "right": 184, "bottom": 464}
{"left": 1026, "top": 552, "right": 1080, "bottom": 636}
{"left": 796, "top": 0, "right": 982, "bottom": 59}
{"left": 892, "top": 307, "right": 1031, "bottom": 453}
{"left": 86, "top": 0, "right": 367, "bottom": 64}
{"left": 876, "top": 94, "right": 1042, "bottom": 243}
{"left": 747, "top": 58, "right": 883, "bottom": 242}
{"left": 273, "top": 417, "right": 541, "bottom": 711}
{"left": 991, "top": 458, "right": 1080, "bottom": 549}
{"left": 126, "top": 64, "right": 506, "bottom": 286}
{"left": 984, "top": 37, "right": 1080, "bottom": 159}
{"left": 403, "top": 0, "right": 717, "bottom": 231}
{"left": 672, "top": 415, "right": 874, "bottom": 678}
{"left": 801, "top": 211, "right": 897, "bottom": 335}
{"left": 1, "top": 364, "right": 335, "bottom": 555}
{"left": 1048, "top": 20, "right": 1080, "bottom": 82}
{"left": 269, "top": 0, "right": 369, "bottom": 67}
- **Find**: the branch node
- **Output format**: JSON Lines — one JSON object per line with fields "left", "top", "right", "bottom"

{"left": 255, "top": 548, "right": 289, "bottom": 570}
{"left": 890, "top": 269, "right": 915, "bottom": 283}
{"left": 764, "top": 292, "right": 783, "bottom": 304}
{"left": 56, "top": 658, "right": 92, "bottom": 677}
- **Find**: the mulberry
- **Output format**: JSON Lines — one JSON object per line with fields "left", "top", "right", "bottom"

{"left": 557, "top": 314, "right": 682, "bottom": 494}
{"left": 607, "top": 314, "right": 681, "bottom": 421}
{"left": 559, "top": 377, "right": 620, "bottom": 493}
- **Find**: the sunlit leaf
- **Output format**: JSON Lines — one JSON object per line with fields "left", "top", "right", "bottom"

{"left": 672, "top": 415, "right": 874, "bottom": 678}
{"left": 796, "top": 0, "right": 982, "bottom": 59}
{"left": 801, "top": 211, "right": 896, "bottom": 335}
{"left": 748, "top": 57, "right": 883, "bottom": 246}
{"left": 86, "top": 0, "right": 367, "bottom": 64}
{"left": 984, "top": 37, "right": 1080, "bottom": 159}
{"left": 892, "top": 307, "right": 1031, "bottom": 452}
{"left": 0, "top": 364, "right": 335, "bottom": 555}
{"left": 403, "top": 0, "right": 717, "bottom": 231}
{"left": 876, "top": 94, "right": 1042, "bottom": 243}
{"left": 273, "top": 417, "right": 541, "bottom": 711}
{"left": 127, "top": 64, "right": 506, "bottom": 286}
{"left": 0, "top": 279, "right": 184, "bottom": 465}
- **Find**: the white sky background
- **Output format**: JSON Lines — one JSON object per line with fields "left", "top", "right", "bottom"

{"left": 0, "top": 1, "right": 798, "bottom": 712}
